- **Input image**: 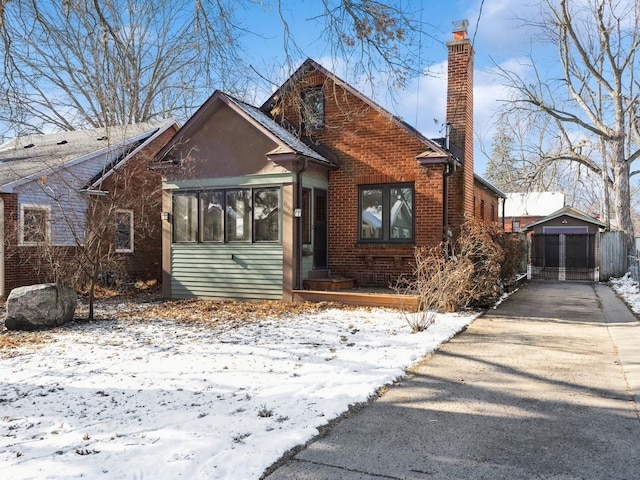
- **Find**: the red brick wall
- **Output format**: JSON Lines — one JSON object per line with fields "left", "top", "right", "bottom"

{"left": 274, "top": 73, "right": 447, "bottom": 286}
{"left": 473, "top": 184, "right": 501, "bottom": 225}
{"left": 446, "top": 37, "right": 475, "bottom": 228}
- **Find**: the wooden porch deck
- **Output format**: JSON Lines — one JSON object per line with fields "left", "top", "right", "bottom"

{"left": 292, "top": 288, "right": 420, "bottom": 309}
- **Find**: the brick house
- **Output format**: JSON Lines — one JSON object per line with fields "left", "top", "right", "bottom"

{"left": 0, "top": 120, "right": 177, "bottom": 297}
{"left": 155, "top": 22, "right": 504, "bottom": 301}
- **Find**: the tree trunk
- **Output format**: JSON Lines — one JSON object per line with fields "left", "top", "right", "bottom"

{"left": 612, "top": 140, "right": 635, "bottom": 255}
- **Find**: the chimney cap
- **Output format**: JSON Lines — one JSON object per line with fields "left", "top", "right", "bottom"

{"left": 452, "top": 19, "right": 469, "bottom": 40}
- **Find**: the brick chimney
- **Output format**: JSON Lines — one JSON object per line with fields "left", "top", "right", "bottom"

{"left": 446, "top": 19, "right": 475, "bottom": 225}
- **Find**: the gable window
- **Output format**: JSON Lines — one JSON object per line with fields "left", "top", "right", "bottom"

{"left": 301, "top": 86, "right": 325, "bottom": 132}
{"left": 172, "top": 187, "right": 280, "bottom": 244}
{"left": 359, "top": 183, "right": 414, "bottom": 243}
{"left": 20, "top": 205, "right": 50, "bottom": 245}
{"left": 115, "top": 210, "right": 134, "bottom": 253}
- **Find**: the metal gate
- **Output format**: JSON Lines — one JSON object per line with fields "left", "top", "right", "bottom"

{"left": 530, "top": 234, "right": 597, "bottom": 281}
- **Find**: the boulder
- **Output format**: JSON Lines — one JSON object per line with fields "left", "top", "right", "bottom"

{"left": 4, "top": 283, "right": 77, "bottom": 331}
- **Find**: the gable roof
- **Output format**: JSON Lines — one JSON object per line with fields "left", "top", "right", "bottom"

{"left": 84, "top": 119, "right": 178, "bottom": 193}
{"left": 521, "top": 205, "right": 606, "bottom": 232}
{"left": 0, "top": 121, "right": 170, "bottom": 193}
{"left": 154, "top": 90, "right": 334, "bottom": 168}
{"left": 260, "top": 58, "right": 452, "bottom": 164}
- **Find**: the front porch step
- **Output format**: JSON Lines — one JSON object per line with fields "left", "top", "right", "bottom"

{"left": 302, "top": 276, "right": 355, "bottom": 291}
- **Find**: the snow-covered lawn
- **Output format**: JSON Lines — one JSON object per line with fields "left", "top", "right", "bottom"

{"left": 0, "top": 298, "right": 478, "bottom": 479}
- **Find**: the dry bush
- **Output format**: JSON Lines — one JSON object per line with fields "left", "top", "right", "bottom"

{"left": 397, "top": 220, "right": 526, "bottom": 332}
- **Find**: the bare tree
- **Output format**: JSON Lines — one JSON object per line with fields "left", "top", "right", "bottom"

{"left": 498, "top": 0, "right": 640, "bottom": 254}
{"left": 0, "top": 0, "right": 423, "bottom": 136}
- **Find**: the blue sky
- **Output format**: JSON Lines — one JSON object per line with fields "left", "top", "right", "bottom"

{"left": 235, "top": 0, "right": 544, "bottom": 176}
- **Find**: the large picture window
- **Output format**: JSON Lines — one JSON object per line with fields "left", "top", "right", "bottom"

{"left": 20, "top": 204, "right": 50, "bottom": 245}
{"left": 172, "top": 187, "right": 280, "bottom": 244}
{"left": 359, "top": 183, "right": 414, "bottom": 243}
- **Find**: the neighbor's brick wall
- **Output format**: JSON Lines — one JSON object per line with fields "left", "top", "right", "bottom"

{"left": 1, "top": 192, "right": 80, "bottom": 296}
{"left": 97, "top": 127, "right": 177, "bottom": 284}
{"left": 275, "top": 72, "right": 447, "bottom": 286}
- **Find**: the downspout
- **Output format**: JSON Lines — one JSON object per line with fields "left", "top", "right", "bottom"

{"left": 296, "top": 158, "right": 309, "bottom": 290}
{"left": 501, "top": 197, "right": 506, "bottom": 230}
{"left": 442, "top": 122, "right": 454, "bottom": 244}
{"left": 443, "top": 159, "right": 455, "bottom": 243}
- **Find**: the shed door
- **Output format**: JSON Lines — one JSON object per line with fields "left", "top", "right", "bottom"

{"left": 531, "top": 233, "right": 596, "bottom": 281}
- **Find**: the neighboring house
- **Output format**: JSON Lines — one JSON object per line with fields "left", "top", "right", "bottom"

{"left": 522, "top": 205, "right": 607, "bottom": 281}
{"left": 501, "top": 191, "right": 566, "bottom": 232}
{"left": 155, "top": 21, "right": 504, "bottom": 301}
{"left": 0, "top": 120, "right": 178, "bottom": 297}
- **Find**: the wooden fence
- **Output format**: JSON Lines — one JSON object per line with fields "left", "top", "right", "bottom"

{"left": 599, "top": 231, "right": 628, "bottom": 281}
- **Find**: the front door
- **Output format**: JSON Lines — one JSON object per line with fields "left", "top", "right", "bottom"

{"left": 313, "top": 189, "right": 328, "bottom": 270}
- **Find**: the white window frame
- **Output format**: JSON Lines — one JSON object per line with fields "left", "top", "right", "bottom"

{"left": 20, "top": 204, "right": 51, "bottom": 246}
{"left": 115, "top": 209, "right": 134, "bottom": 253}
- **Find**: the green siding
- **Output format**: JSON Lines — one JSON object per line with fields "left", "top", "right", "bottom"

{"left": 171, "top": 244, "right": 283, "bottom": 300}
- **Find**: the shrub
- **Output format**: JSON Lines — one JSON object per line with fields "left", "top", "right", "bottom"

{"left": 397, "top": 219, "right": 525, "bottom": 331}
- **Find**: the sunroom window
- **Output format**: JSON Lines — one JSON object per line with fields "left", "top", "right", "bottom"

{"left": 359, "top": 183, "right": 414, "bottom": 243}
{"left": 172, "top": 187, "right": 280, "bottom": 244}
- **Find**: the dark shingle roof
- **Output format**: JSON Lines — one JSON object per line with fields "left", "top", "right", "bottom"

{"left": 0, "top": 122, "right": 168, "bottom": 188}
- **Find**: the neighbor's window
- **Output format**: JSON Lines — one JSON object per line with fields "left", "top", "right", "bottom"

{"left": 359, "top": 183, "right": 414, "bottom": 243}
{"left": 512, "top": 220, "right": 521, "bottom": 233}
{"left": 173, "top": 192, "right": 198, "bottom": 242}
{"left": 301, "top": 86, "right": 325, "bottom": 132}
{"left": 172, "top": 187, "right": 280, "bottom": 244}
{"left": 115, "top": 210, "right": 134, "bottom": 253}
{"left": 21, "top": 205, "right": 50, "bottom": 245}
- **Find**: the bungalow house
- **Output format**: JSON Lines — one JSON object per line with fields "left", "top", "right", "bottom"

{"left": 0, "top": 120, "right": 178, "bottom": 297}
{"left": 155, "top": 21, "right": 505, "bottom": 301}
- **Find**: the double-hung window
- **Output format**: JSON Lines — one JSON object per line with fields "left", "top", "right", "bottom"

{"left": 359, "top": 183, "right": 414, "bottom": 243}
{"left": 20, "top": 204, "right": 50, "bottom": 245}
{"left": 115, "top": 210, "right": 134, "bottom": 253}
{"left": 172, "top": 187, "right": 280, "bottom": 243}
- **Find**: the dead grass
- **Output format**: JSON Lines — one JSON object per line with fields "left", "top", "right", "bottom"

{"left": 1, "top": 289, "right": 358, "bottom": 355}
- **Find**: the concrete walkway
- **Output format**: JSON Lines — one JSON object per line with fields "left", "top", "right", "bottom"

{"left": 265, "top": 281, "right": 640, "bottom": 479}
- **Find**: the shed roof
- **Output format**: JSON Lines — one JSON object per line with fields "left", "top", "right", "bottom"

{"left": 521, "top": 205, "right": 606, "bottom": 232}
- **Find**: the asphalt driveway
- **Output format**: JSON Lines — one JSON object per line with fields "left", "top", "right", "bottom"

{"left": 265, "top": 281, "right": 640, "bottom": 479}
